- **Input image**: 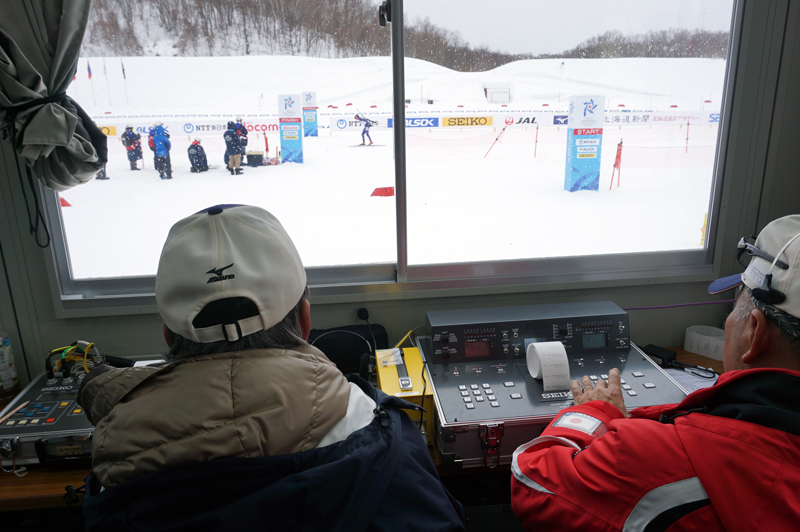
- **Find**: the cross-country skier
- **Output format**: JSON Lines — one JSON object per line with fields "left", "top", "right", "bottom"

{"left": 354, "top": 114, "right": 376, "bottom": 145}
{"left": 188, "top": 138, "right": 209, "bottom": 173}
{"left": 120, "top": 126, "right": 142, "bottom": 170}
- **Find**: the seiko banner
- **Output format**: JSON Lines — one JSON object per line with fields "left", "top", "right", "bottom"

{"left": 302, "top": 91, "right": 318, "bottom": 137}
{"left": 565, "top": 96, "right": 606, "bottom": 192}
{"left": 278, "top": 94, "right": 304, "bottom": 164}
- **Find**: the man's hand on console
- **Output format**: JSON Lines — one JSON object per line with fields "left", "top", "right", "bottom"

{"left": 570, "top": 367, "right": 629, "bottom": 417}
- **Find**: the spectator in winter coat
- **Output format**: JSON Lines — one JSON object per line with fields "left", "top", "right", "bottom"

{"left": 511, "top": 215, "right": 800, "bottom": 532}
{"left": 151, "top": 124, "right": 172, "bottom": 180}
{"left": 224, "top": 118, "right": 249, "bottom": 167}
{"left": 235, "top": 117, "right": 248, "bottom": 141}
{"left": 77, "top": 204, "right": 465, "bottom": 532}
{"left": 148, "top": 127, "right": 157, "bottom": 168}
{"left": 120, "top": 126, "right": 142, "bottom": 170}
{"left": 187, "top": 139, "right": 208, "bottom": 173}
{"left": 223, "top": 121, "right": 244, "bottom": 175}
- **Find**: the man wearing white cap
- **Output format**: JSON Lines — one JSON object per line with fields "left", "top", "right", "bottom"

{"left": 78, "top": 205, "right": 465, "bottom": 531}
{"left": 511, "top": 215, "right": 800, "bottom": 532}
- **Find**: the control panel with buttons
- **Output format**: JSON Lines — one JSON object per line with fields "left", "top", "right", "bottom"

{"left": 419, "top": 302, "right": 688, "bottom": 469}
{"left": 0, "top": 372, "right": 95, "bottom": 466}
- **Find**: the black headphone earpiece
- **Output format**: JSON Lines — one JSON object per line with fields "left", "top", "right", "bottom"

{"left": 751, "top": 274, "right": 787, "bottom": 305}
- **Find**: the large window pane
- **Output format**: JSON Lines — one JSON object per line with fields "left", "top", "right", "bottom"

{"left": 403, "top": 0, "right": 734, "bottom": 266}
{"left": 61, "top": 1, "right": 396, "bottom": 279}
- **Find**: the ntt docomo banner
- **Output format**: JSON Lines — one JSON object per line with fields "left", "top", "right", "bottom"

{"left": 92, "top": 117, "right": 279, "bottom": 137}
{"left": 565, "top": 96, "right": 605, "bottom": 192}
{"left": 278, "top": 94, "right": 303, "bottom": 164}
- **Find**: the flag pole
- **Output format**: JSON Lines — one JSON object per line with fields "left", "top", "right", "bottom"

{"left": 88, "top": 60, "right": 96, "bottom": 105}
{"left": 103, "top": 57, "right": 112, "bottom": 106}
{"left": 121, "top": 59, "right": 129, "bottom": 106}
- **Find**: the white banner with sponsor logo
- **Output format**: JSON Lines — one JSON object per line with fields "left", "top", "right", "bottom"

{"left": 91, "top": 116, "right": 280, "bottom": 138}
{"left": 95, "top": 110, "right": 720, "bottom": 139}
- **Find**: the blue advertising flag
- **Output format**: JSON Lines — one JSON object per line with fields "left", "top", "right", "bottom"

{"left": 278, "top": 94, "right": 304, "bottom": 164}
{"left": 564, "top": 96, "right": 606, "bottom": 192}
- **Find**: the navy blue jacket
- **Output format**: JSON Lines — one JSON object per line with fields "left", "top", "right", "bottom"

{"left": 223, "top": 128, "right": 244, "bottom": 155}
{"left": 82, "top": 377, "right": 465, "bottom": 532}
{"left": 188, "top": 142, "right": 208, "bottom": 168}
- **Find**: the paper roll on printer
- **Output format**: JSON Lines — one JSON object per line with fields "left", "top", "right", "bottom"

{"left": 526, "top": 341, "right": 572, "bottom": 391}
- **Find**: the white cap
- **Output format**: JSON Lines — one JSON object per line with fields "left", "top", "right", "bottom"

{"left": 156, "top": 205, "right": 307, "bottom": 343}
{"left": 710, "top": 215, "right": 800, "bottom": 318}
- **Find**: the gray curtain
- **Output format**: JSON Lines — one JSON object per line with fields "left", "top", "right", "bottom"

{"left": 0, "top": 0, "right": 107, "bottom": 194}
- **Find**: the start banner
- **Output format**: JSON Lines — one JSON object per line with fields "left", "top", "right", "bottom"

{"left": 565, "top": 96, "right": 605, "bottom": 192}
{"left": 278, "top": 94, "right": 304, "bottom": 164}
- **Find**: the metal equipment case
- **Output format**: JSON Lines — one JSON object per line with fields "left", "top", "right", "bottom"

{"left": 419, "top": 301, "right": 688, "bottom": 468}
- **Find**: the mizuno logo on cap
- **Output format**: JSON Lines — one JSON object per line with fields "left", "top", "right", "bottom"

{"left": 206, "top": 264, "right": 235, "bottom": 283}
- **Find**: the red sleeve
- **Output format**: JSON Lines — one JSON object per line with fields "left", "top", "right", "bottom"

{"left": 511, "top": 402, "right": 696, "bottom": 532}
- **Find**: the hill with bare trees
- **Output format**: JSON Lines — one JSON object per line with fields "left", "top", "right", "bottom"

{"left": 84, "top": 0, "right": 728, "bottom": 71}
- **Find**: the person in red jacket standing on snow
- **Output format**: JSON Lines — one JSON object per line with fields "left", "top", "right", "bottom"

{"left": 511, "top": 214, "right": 800, "bottom": 532}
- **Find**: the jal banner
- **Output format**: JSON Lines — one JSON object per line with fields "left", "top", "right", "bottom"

{"left": 565, "top": 96, "right": 605, "bottom": 192}
{"left": 302, "top": 91, "right": 318, "bottom": 137}
{"left": 278, "top": 94, "right": 303, "bottom": 163}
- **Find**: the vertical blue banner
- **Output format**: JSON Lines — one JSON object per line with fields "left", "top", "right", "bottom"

{"left": 302, "top": 91, "right": 318, "bottom": 137}
{"left": 565, "top": 128, "right": 603, "bottom": 191}
{"left": 565, "top": 96, "right": 605, "bottom": 192}
{"left": 278, "top": 94, "right": 303, "bottom": 164}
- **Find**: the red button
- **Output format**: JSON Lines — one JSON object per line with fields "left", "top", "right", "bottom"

{"left": 46, "top": 418, "right": 55, "bottom": 423}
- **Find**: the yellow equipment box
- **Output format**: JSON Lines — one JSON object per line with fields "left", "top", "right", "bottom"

{"left": 376, "top": 347, "right": 434, "bottom": 446}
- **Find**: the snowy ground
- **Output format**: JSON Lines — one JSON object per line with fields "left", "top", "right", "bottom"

{"left": 62, "top": 56, "right": 725, "bottom": 279}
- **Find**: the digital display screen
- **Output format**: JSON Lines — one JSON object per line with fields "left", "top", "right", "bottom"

{"left": 582, "top": 333, "right": 607, "bottom": 349}
{"left": 524, "top": 336, "right": 549, "bottom": 351}
{"left": 464, "top": 341, "right": 491, "bottom": 358}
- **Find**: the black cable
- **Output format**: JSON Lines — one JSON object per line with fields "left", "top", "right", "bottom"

{"left": 310, "top": 329, "right": 373, "bottom": 355}
{"left": 668, "top": 360, "right": 717, "bottom": 379}
{"left": 418, "top": 357, "right": 428, "bottom": 431}
{"left": 357, "top": 308, "right": 379, "bottom": 384}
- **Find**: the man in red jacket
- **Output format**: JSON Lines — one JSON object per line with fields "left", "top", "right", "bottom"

{"left": 511, "top": 215, "right": 800, "bottom": 532}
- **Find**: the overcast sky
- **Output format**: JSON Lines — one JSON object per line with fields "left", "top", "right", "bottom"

{"left": 402, "top": 0, "right": 735, "bottom": 55}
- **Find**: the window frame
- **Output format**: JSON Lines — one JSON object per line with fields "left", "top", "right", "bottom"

{"left": 42, "top": 0, "right": 742, "bottom": 319}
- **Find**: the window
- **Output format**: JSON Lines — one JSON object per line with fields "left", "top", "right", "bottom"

{"left": 401, "top": 0, "right": 736, "bottom": 281}
{"left": 46, "top": 0, "right": 740, "bottom": 313}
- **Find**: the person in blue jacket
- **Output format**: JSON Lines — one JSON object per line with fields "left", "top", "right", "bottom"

{"left": 355, "top": 114, "right": 376, "bottom": 145}
{"left": 151, "top": 124, "right": 172, "bottom": 179}
{"left": 187, "top": 138, "right": 208, "bottom": 172}
{"left": 223, "top": 121, "right": 244, "bottom": 175}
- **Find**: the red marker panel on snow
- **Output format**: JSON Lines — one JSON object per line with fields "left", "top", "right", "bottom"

{"left": 371, "top": 187, "right": 394, "bottom": 197}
